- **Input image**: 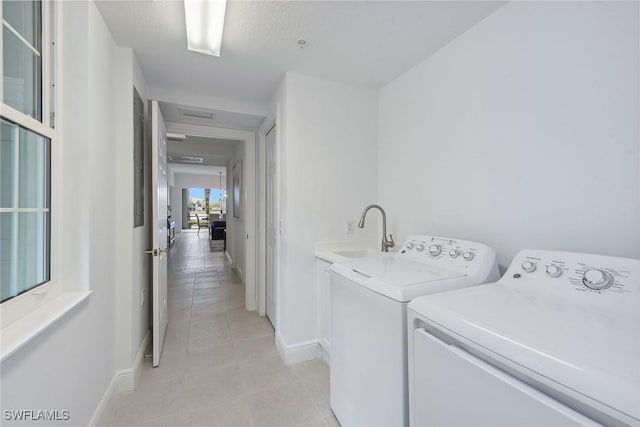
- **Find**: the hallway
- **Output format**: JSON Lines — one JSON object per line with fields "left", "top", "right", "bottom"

{"left": 100, "top": 232, "right": 336, "bottom": 427}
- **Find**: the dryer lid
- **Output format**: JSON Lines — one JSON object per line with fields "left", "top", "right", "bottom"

{"left": 408, "top": 283, "right": 640, "bottom": 424}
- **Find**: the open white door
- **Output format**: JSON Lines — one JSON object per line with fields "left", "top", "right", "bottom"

{"left": 265, "top": 124, "right": 277, "bottom": 326}
{"left": 149, "top": 100, "right": 169, "bottom": 367}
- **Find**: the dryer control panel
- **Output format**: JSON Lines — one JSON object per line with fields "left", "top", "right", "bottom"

{"left": 398, "top": 235, "right": 499, "bottom": 279}
{"left": 504, "top": 250, "right": 639, "bottom": 298}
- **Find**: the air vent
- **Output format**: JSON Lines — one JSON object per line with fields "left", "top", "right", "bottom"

{"left": 180, "top": 156, "right": 203, "bottom": 164}
{"left": 180, "top": 108, "right": 215, "bottom": 120}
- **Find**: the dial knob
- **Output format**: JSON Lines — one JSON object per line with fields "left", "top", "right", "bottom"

{"left": 582, "top": 269, "right": 614, "bottom": 290}
{"left": 406, "top": 241, "right": 415, "bottom": 250}
{"left": 521, "top": 261, "right": 536, "bottom": 273}
{"left": 463, "top": 251, "right": 474, "bottom": 261}
{"left": 449, "top": 249, "right": 460, "bottom": 258}
{"left": 415, "top": 243, "right": 425, "bottom": 252}
{"left": 428, "top": 244, "right": 442, "bottom": 256}
{"left": 545, "top": 264, "right": 562, "bottom": 278}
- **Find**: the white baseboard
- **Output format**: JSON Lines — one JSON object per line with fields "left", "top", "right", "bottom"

{"left": 87, "top": 372, "right": 119, "bottom": 426}
{"left": 117, "top": 329, "right": 150, "bottom": 392}
{"left": 88, "top": 330, "right": 150, "bottom": 426}
{"left": 234, "top": 265, "right": 244, "bottom": 283}
{"left": 133, "top": 330, "right": 151, "bottom": 388}
{"left": 320, "top": 339, "right": 331, "bottom": 366}
{"left": 276, "top": 332, "right": 322, "bottom": 365}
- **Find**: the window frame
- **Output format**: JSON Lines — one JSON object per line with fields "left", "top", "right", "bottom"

{"left": 1, "top": 0, "right": 60, "bottom": 327}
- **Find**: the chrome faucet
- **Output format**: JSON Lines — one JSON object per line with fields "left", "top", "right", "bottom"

{"left": 358, "top": 204, "right": 395, "bottom": 252}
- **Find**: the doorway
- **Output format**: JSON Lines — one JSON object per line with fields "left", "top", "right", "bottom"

{"left": 164, "top": 122, "right": 258, "bottom": 312}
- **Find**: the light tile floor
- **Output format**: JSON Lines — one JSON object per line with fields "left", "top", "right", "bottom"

{"left": 101, "top": 231, "right": 338, "bottom": 427}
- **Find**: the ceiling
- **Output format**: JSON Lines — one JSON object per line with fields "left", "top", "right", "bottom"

{"left": 167, "top": 135, "right": 240, "bottom": 166}
{"left": 96, "top": 1, "right": 505, "bottom": 105}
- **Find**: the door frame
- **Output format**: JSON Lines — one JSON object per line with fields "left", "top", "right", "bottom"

{"left": 263, "top": 121, "right": 278, "bottom": 325}
{"left": 164, "top": 122, "right": 259, "bottom": 311}
{"left": 257, "top": 105, "right": 280, "bottom": 322}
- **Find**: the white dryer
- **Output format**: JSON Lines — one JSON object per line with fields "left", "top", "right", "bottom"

{"left": 330, "top": 235, "right": 499, "bottom": 427}
{"left": 408, "top": 250, "right": 640, "bottom": 427}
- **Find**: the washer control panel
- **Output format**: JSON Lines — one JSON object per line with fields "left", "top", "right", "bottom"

{"left": 506, "top": 250, "right": 639, "bottom": 296}
{"left": 399, "top": 235, "right": 497, "bottom": 275}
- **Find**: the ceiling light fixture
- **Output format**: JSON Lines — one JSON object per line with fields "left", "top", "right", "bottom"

{"left": 184, "top": 0, "right": 227, "bottom": 57}
{"left": 180, "top": 156, "right": 204, "bottom": 163}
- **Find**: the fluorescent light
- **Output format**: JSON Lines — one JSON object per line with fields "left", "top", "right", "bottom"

{"left": 167, "top": 133, "right": 186, "bottom": 141}
{"left": 180, "top": 156, "right": 204, "bottom": 163}
{"left": 184, "top": 0, "right": 227, "bottom": 57}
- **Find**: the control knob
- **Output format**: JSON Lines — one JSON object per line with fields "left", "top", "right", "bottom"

{"left": 521, "top": 261, "right": 536, "bottom": 273}
{"left": 449, "top": 249, "right": 460, "bottom": 258}
{"left": 415, "top": 243, "right": 425, "bottom": 252}
{"left": 463, "top": 251, "right": 474, "bottom": 261}
{"left": 545, "top": 264, "right": 562, "bottom": 278}
{"left": 406, "top": 241, "right": 415, "bottom": 250}
{"left": 582, "top": 269, "right": 614, "bottom": 290}
{"left": 428, "top": 244, "right": 442, "bottom": 257}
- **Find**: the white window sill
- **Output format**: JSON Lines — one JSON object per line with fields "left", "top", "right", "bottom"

{"left": 0, "top": 291, "right": 92, "bottom": 362}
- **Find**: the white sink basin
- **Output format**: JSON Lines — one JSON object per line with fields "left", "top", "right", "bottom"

{"left": 333, "top": 248, "right": 381, "bottom": 258}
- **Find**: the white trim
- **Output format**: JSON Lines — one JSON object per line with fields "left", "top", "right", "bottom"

{"left": 148, "top": 87, "right": 268, "bottom": 117}
{"left": 256, "top": 113, "right": 277, "bottom": 318}
{"left": 133, "top": 329, "right": 151, "bottom": 387}
{"left": 275, "top": 333, "right": 322, "bottom": 366}
{"left": 87, "top": 372, "right": 119, "bottom": 427}
{"left": 233, "top": 266, "right": 244, "bottom": 284}
{"left": 0, "top": 291, "right": 92, "bottom": 361}
{"left": 321, "top": 340, "right": 331, "bottom": 365}
{"left": 0, "top": 104, "right": 56, "bottom": 140}
{"left": 2, "top": 19, "right": 41, "bottom": 57}
{"left": 88, "top": 331, "right": 150, "bottom": 426}
{"left": 115, "top": 329, "right": 150, "bottom": 393}
{"left": 165, "top": 121, "right": 259, "bottom": 312}
{"left": 0, "top": 208, "right": 49, "bottom": 213}
{"left": 0, "top": 0, "right": 62, "bottom": 333}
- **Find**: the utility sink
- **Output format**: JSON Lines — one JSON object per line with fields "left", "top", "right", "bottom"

{"left": 332, "top": 248, "right": 382, "bottom": 258}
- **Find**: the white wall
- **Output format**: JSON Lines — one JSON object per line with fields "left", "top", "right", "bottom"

{"left": 272, "top": 72, "right": 379, "bottom": 354}
{"left": 378, "top": 1, "right": 640, "bottom": 269}
{"left": 113, "top": 48, "right": 151, "bottom": 374}
{"left": 1, "top": 2, "right": 123, "bottom": 424}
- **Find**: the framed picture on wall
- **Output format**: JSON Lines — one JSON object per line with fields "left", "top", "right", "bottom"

{"left": 233, "top": 160, "right": 242, "bottom": 219}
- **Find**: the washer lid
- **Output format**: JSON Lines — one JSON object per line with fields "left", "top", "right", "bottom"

{"left": 331, "top": 255, "right": 465, "bottom": 302}
{"left": 408, "top": 284, "right": 640, "bottom": 423}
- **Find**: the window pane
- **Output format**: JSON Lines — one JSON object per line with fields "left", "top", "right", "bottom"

{"left": 19, "top": 126, "right": 48, "bottom": 208}
{"left": 2, "top": 1, "right": 41, "bottom": 50}
{"left": 0, "top": 213, "right": 16, "bottom": 302}
{"left": 3, "top": 24, "right": 42, "bottom": 120}
{"left": 1, "top": 119, "right": 16, "bottom": 208}
{"left": 17, "top": 212, "right": 48, "bottom": 294}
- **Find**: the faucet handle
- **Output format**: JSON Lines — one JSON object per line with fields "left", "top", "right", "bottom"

{"left": 386, "top": 234, "right": 395, "bottom": 248}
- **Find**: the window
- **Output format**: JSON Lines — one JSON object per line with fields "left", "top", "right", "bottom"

{"left": 1, "top": 1, "right": 54, "bottom": 304}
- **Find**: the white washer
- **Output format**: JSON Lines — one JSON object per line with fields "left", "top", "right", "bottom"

{"left": 408, "top": 250, "right": 640, "bottom": 427}
{"left": 330, "top": 235, "right": 499, "bottom": 427}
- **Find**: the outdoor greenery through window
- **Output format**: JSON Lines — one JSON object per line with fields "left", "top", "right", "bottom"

{"left": 1, "top": 0, "right": 52, "bottom": 303}
{"left": 187, "top": 188, "right": 225, "bottom": 229}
